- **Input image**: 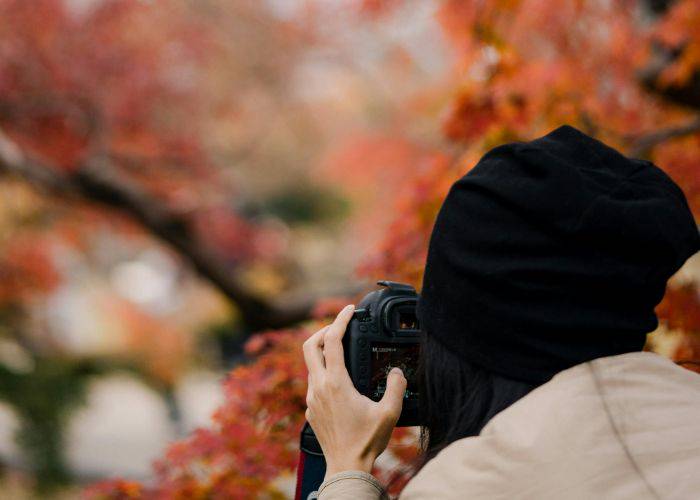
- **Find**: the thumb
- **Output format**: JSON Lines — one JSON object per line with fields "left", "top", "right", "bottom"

{"left": 379, "top": 367, "right": 407, "bottom": 420}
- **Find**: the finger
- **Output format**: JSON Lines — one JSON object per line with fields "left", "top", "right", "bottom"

{"left": 303, "top": 325, "right": 330, "bottom": 378}
{"left": 379, "top": 367, "right": 407, "bottom": 422}
{"left": 323, "top": 304, "right": 354, "bottom": 375}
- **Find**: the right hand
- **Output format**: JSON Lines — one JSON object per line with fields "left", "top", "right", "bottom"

{"left": 303, "top": 304, "right": 407, "bottom": 479}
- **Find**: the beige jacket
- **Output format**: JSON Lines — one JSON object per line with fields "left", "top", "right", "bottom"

{"left": 317, "top": 352, "right": 700, "bottom": 499}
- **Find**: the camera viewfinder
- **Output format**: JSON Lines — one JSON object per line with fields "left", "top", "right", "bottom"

{"left": 390, "top": 303, "right": 420, "bottom": 332}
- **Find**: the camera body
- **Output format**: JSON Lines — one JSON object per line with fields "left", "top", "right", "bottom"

{"left": 343, "top": 281, "right": 421, "bottom": 426}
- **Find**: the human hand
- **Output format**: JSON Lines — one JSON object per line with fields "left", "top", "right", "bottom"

{"left": 303, "top": 304, "right": 407, "bottom": 479}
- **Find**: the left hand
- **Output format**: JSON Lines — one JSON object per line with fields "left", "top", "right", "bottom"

{"left": 303, "top": 304, "right": 407, "bottom": 479}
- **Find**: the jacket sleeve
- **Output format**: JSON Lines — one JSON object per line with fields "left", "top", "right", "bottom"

{"left": 317, "top": 471, "right": 389, "bottom": 500}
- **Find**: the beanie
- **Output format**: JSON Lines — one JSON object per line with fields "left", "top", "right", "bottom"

{"left": 417, "top": 125, "right": 700, "bottom": 383}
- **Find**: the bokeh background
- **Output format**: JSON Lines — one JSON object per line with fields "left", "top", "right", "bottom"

{"left": 0, "top": 0, "right": 698, "bottom": 498}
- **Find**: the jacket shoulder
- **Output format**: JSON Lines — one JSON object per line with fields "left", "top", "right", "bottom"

{"left": 402, "top": 352, "right": 700, "bottom": 500}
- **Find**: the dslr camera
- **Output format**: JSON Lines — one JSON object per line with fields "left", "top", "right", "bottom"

{"left": 343, "top": 280, "right": 422, "bottom": 426}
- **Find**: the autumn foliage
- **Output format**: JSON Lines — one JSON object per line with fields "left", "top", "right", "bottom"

{"left": 121, "top": 330, "right": 308, "bottom": 498}
{"left": 81, "top": 1, "right": 700, "bottom": 498}
{"left": 0, "top": 0, "right": 699, "bottom": 498}
{"left": 0, "top": 0, "right": 301, "bottom": 331}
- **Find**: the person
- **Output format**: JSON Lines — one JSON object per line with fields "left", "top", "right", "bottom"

{"left": 303, "top": 125, "right": 700, "bottom": 499}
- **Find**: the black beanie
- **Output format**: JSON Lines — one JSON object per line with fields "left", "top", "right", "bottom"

{"left": 418, "top": 125, "right": 700, "bottom": 383}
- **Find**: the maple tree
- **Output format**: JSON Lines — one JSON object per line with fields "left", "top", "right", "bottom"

{"left": 0, "top": 0, "right": 323, "bottom": 331}
{"left": 0, "top": 0, "right": 698, "bottom": 497}
{"left": 0, "top": 0, "right": 340, "bottom": 489}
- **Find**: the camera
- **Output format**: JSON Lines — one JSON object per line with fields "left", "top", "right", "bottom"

{"left": 343, "top": 280, "right": 421, "bottom": 426}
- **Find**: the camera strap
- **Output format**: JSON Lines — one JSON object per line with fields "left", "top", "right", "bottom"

{"left": 294, "top": 422, "right": 326, "bottom": 500}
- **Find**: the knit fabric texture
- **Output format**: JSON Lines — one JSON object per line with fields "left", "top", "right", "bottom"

{"left": 418, "top": 125, "right": 700, "bottom": 382}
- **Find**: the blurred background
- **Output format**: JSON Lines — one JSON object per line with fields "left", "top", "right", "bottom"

{"left": 0, "top": 0, "right": 698, "bottom": 498}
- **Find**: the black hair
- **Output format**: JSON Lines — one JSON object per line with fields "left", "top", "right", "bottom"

{"left": 417, "top": 332, "right": 540, "bottom": 466}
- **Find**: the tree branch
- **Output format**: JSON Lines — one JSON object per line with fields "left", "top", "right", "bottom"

{"left": 638, "top": 41, "right": 700, "bottom": 112}
{"left": 0, "top": 129, "right": 321, "bottom": 330}
{"left": 626, "top": 116, "right": 700, "bottom": 157}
